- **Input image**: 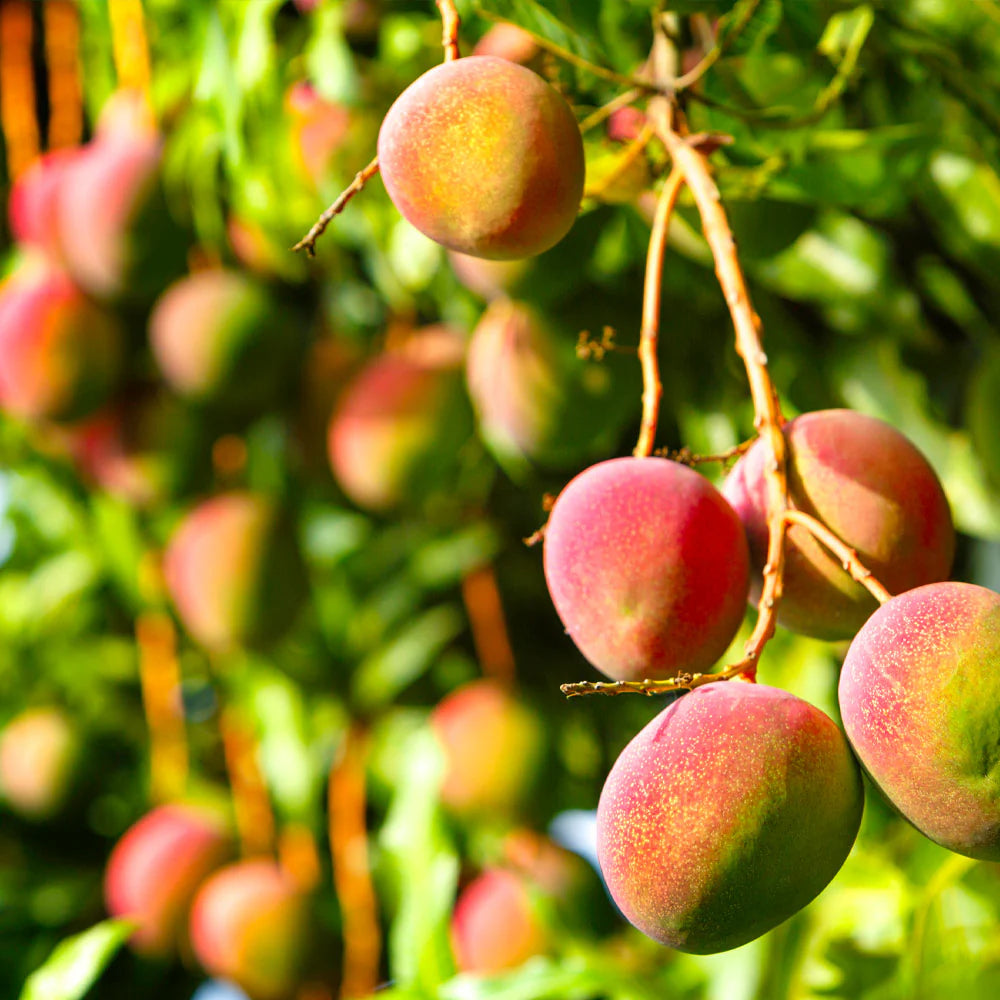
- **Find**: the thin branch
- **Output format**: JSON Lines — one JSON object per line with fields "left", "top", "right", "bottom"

{"left": 670, "top": 0, "right": 762, "bottom": 91}
{"left": 462, "top": 563, "right": 517, "bottom": 683}
{"left": 292, "top": 156, "right": 380, "bottom": 256}
{"left": 330, "top": 725, "right": 381, "bottom": 1000}
{"left": 435, "top": 0, "right": 460, "bottom": 62}
{"left": 578, "top": 87, "right": 642, "bottom": 134}
{"left": 656, "top": 437, "right": 756, "bottom": 466}
{"left": 633, "top": 166, "right": 684, "bottom": 457}
{"left": 220, "top": 706, "right": 276, "bottom": 856}
{"left": 561, "top": 659, "right": 753, "bottom": 698}
{"left": 656, "top": 121, "right": 788, "bottom": 683}
{"left": 783, "top": 509, "right": 892, "bottom": 605}
{"left": 136, "top": 611, "right": 188, "bottom": 802}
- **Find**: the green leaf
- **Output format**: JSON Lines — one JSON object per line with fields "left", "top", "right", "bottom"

{"left": 380, "top": 728, "right": 458, "bottom": 992}
{"left": 305, "top": 2, "right": 361, "bottom": 104}
{"left": 720, "top": 0, "right": 784, "bottom": 55}
{"left": 473, "top": 0, "right": 608, "bottom": 72}
{"left": 352, "top": 605, "right": 465, "bottom": 710}
{"left": 19, "top": 920, "right": 135, "bottom": 1000}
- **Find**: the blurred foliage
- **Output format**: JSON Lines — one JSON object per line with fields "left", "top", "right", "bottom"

{"left": 0, "top": 0, "right": 1000, "bottom": 999}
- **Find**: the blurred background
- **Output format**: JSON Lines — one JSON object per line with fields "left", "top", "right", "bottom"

{"left": 1, "top": 1, "right": 1000, "bottom": 998}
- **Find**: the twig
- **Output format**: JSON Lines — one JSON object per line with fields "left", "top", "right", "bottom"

{"left": 657, "top": 120, "right": 788, "bottom": 683}
{"left": 435, "top": 0, "right": 460, "bottom": 62}
{"left": 462, "top": 564, "right": 516, "bottom": 683}
{"left": 783, "top": 509, "right": 892, "bottom": 605}
{"left": 330, "top": 725, "right": 381, "bottom": 1000}
{"left": 220, "top": 706, "right": 276, "bottom": 856}
{"left": 578, "top": 87, "right": 643, "bottom": 134}
{"left": 656, "top": 438, "right": 756, "bottom": 466}
{"left": 292, "top": 156, "right": 380, "bottom": 256}
{"left": 670, "top": 0, "right": 762, "bottom": 91}
{"left": 561, "top": 661, "right": 752, "bottom": 698}
{"left": 633, "top": 166, "right": 684, "bottom": 457}
{"left": 136, "top": 612, "right": 188, "bottom": 802}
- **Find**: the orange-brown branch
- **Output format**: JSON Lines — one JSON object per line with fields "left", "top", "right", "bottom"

{"left": 634, "top": 166, "right": 684, "bottom": 458}
{"left": 293, "top": 156, "right": 380, "bottom": 256}
{"left": 783, "top": 509, "right": 892, "bottom": 605}
{"left": 657, "top": 124, "right": 788, "bottom": 683}
{"left": 220, "top": 707, "right": 276, "bottom": 857}
{"left": 330, "top": 725, "right": 381, "bottom": 999}
{"left": 0, "top": 0, "right": 39, "bottom": 179}
{"left": 435, "top": 0, "right": 461, "bottom": 62}
{"left": 108, "top": 0, "right": 151, "bottom": 101}
{"left": 136, "top": 612, "right": 189, "bottom": 801}
{"left": 462, "top": 563, "right": 517, "bottom": 683}
{"left": 43, "top": 0, "right": 83, "bottom": 149}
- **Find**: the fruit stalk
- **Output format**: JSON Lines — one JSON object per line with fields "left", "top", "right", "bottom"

{"left": 330, "top": 724, "right": 381, "bottom": 999}
{"left": 435, "top": 0, "right": 460, "bottom": 62}
{"left": 782, "top": 509, "right": 892, "bottom": 605}
{"left": 220, "top": 706, "right": 277, "bottom": 857}
{"left": 136, "top": 611, "right": 189, "bottom": 802}
{"left": 461, "top": 563, "right": 517, "bottom": 683}
{"left": 656, "top": 119, "right": 789, "bottom": 682}
{"left": 292, "top": 156, "right": 379, "bottom": 257}
{"left": 633, "top": 165, "right": 684, "bottom": 458}
{"left": 294, "top": 0, "right": 463, "bottom": 256}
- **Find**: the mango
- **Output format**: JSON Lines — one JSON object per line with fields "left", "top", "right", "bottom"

{"left": 0, "top": 259, "right": 122, "bottom": 422}
{"left": 597, "top": 681, "right": 863, "bottom": 953}
{"left": 430, "top": 679, "right": 543, "bottom": 818}
{"left": 723, "top": 409, "right": 954, "bottom": 639}
{"left": 163, "top": 493, "right": 307, "bottom": 652}
{"left": 189, "top": 859, "right": 310, "bottom": 1000}
{"left": 377, "top": 56, "right": 584, "bottom": 260}
{"left": 104, "top": 804, "right": 233, "bottom": 957}
{"left": 544, "top": 457, "right": 750, "bottom": 680}
{"left": 840, "top": 581, "right": 1000, "bottom": 860}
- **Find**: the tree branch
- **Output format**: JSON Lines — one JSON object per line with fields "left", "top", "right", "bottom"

{"left": 633, "top": 166, "right": 684, "bottom": 457}
{"left": 783, "top": 509, "right": 892, "bottom": 605}
{"left": 292, "top": 156, "right": 380, "bottom": 257}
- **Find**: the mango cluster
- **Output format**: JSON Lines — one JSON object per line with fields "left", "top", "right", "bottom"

{"left": 104, "top": 806, "right": 312, "bottom": 998}
{"left": 544, "top": 410, "right": 968, "bottom": 954}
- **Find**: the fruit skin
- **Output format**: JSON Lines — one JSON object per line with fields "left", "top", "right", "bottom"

{"left": 285, "top": 81, "right": 351, "bottom": 187}
{"left": 328, "top": 327, "right": 472, "bottom": 512}
{"left": 8, "top": 149, "right": 81, "bottom": 259}
{"left": 597, "top": 682, "right": 863, "bottom": 954}
{"left": 149, "top": 270, "right": 298, "bottom": 413}
{"left": 544, "top": 457, "right": 750, "bottom": 681}
{"left": 723, "top": 409, "right": 954, "bottom": 640}
{"left": 55, "top": 100, "right": 186, "bottom": 301}
{"left": 472, "top": 24, "right": 541, "bottom": 67}
{"left": 451, "top": 868, "right": 548, "bottom": 973}
{"left": 466, "top": 299, "right": 624, "bottom": 470}
{"left": 104, "top": 804, "right": 233, "bottom": 957}
{"left": 163, "top": 493, "right": 308, "bottom": 652}
{"left": 0, "top": 260, "right": 123, "bottom": 422}
{"left": 0, "top": 707, "right": 79, "bottom": 820}
{"left": 377, "top": 56, "right": 584, "bottom": 260}
{"left": 189, "top": 859, "right": 311, "bottom": 1000}
{"left": 840, "top": 582, "right": 1000, "bottom": 860}
{"left": 430, "top": 680, "right": 543, "bottom": 818}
